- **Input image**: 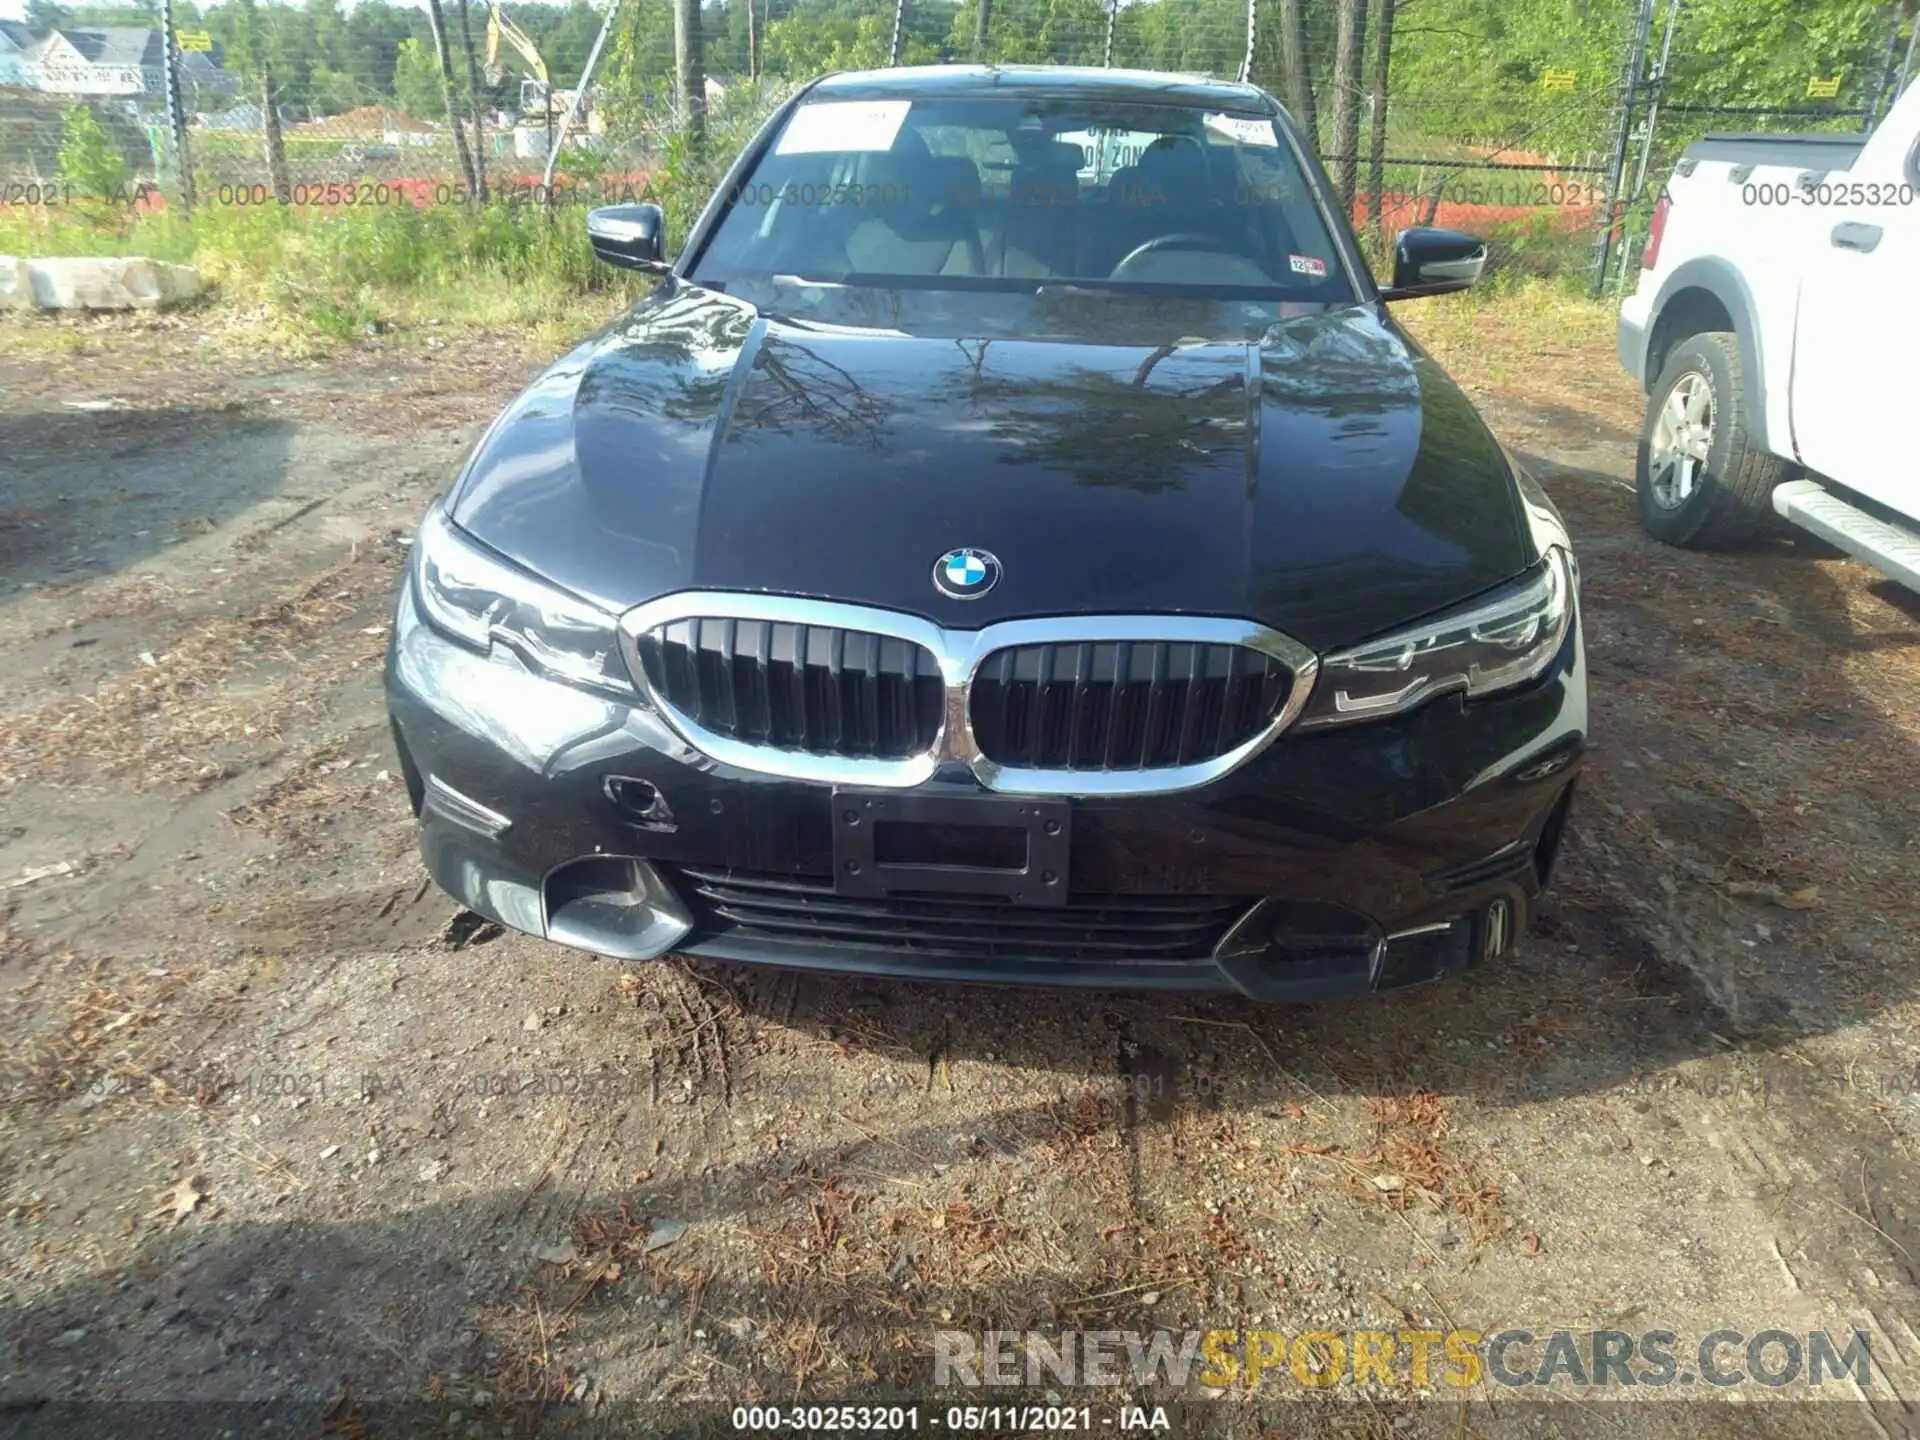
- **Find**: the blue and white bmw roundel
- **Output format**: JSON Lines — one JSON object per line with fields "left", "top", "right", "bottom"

{"left": 933, "top": 547, "right": 1002, "bottom": 599}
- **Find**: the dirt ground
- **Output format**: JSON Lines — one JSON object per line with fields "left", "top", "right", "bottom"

{"left": 1, "top": 302, "right": 1917, "bottom": 1440}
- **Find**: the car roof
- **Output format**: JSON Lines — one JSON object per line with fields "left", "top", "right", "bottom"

{"left": 807, "top": 63, "right": 1275, "bottom": 112}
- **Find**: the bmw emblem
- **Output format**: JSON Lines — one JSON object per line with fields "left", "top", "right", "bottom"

{"left": 933, "top": 547, "right": 1001, "bottom": 600}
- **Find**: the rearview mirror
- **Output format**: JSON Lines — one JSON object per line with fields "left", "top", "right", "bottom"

{"left": 1382, "top": 227, "right": 1486, "bottom": 300}
{"left": 587, "top": 203, "right": 669, "bottom": 272}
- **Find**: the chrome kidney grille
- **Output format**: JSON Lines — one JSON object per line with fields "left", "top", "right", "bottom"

{"left": 619, "top": 595, "right": 1320, "bottom": 795}
{"left": 633, "top": 617, "right": 943, "bottom": 759}
{"left": 967, "top": 640, "right": 1293, "bottom": 771}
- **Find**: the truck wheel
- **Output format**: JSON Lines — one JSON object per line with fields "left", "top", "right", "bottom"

{"left": 1636, "top": 331, "right": 1788, "bottom": 549}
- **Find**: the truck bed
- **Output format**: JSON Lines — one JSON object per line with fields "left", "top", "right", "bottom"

{"left": 1679, "top": 131, "right": 1868, "bottom": 172}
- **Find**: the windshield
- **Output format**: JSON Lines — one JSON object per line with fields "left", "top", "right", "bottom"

{"left": 689, "top": 94, "right": 1355, "bottom": 301}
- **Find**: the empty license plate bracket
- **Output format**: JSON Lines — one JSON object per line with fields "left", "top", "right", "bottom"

{"left": 831, "top": 788, "right": 1071, "bottom": 907}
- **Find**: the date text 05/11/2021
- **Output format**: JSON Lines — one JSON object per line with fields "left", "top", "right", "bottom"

{"left": 729, "top": 1404, "right": 1174, "bottom": 1432}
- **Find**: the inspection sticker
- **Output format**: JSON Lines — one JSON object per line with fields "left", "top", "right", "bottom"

{"left": 1204, "top": 112, "right": 1279, "bottom": 147}
{"left": 1289, "top": 253, "right": 1329, "bottom": 277}
{"left": 775, "top": 101, "right": 912, "bottom": 155}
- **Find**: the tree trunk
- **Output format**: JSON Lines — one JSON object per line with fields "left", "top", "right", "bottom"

{"left": 1332, "top": 0, "right": 1365, "bottom": 208}
{"left": 261, "top": 62, "right": 291, "bottom": 203}
{"left": 456, "top": 0, "right": 489, "bottom": 203}
{"left": 1366, "top": 0, "right": 1395, "bottom": 245}
{"left": 674, "top": 0, "right": 707, "bottom": 145}
{"left": 423, "top": 0, "right": 479, "bottom": 202}
{"left": 748, "top": 0, "right": 758, "bottom": 80}
{"left": 1276, "top": 0, "right": 1316, "bottom": 147}
{"left": 974, "top": 0, "right": 991, "bottom": 60}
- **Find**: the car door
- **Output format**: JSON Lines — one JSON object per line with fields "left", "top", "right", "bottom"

{"left": 1788, "top": 80, "right": 1920, "bottom": 515}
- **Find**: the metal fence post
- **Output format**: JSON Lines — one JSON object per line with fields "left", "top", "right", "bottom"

{"left": 1618, "top": 0, "right": 1683, "bottom": 293}
{"left": 1590, "top": 0, "right": 1655, "bottom": 298}
{"left": 1861, "top": 10, "right": 1903, "bottom": 131}
{"left": 158, "top": 0, "right": 195, "bottom": 214}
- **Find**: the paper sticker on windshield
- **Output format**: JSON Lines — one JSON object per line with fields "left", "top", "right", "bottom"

{"left": 776, "top": 100, "right": 911, "bottom": 155}
{"left": 1289, "top": 253, "right": 1329, "bottom": 277}
{"left": 1204, "top": 113, "right": 1278, "bottom": 147}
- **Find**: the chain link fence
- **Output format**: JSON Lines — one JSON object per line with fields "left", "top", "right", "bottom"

{"left": 1593, "top": 0, "right": 1914, "bottom": 296}
{"left": 1, "top": 0, "right": 1914, "bottom": 287}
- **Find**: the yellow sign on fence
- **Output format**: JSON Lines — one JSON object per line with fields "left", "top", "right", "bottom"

{"left": 1540, "top": 69, "right": 1578, "bottom": 92}
{"left": 176, "top": 29, "right": 213, "bottom": 52}
{"left": 1806, "top": 75, "right": 1843, "bottom": 99}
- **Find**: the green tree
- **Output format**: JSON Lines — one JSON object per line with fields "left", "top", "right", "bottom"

{"left": 766, "top": 0, "right": 941, "bottom": 74}
{"left": 57, "top": 102, "right": 128, "bottom": 203}
{"left": 24, "top": 0, "right": 72, "bottom": 35}
{"left": 1673, "top": 0, "right": 1888, "bottom": 114}
{"left": 394, "top": 36, "right": 445, "bottom": 118}
{"left": 600, "top": 0, "right": 680, "bottom": 137}
{"left": 222, "top": 0, "right": 261, "bottom": 75}
{"left": 340, "top": 1, "right": 419, "bottom": 107}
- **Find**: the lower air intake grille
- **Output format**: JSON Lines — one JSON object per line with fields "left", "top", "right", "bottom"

{"left": 968, "top": 640, "right": 1292, "bottom": 770}
{"left": 676, "top": 866, "right": 1250, "bottom": 964}
{"left": 636, "top": 618, "right": 943, "bottom": 760}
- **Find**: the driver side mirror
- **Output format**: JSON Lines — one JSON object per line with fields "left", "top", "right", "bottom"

{"left": 587, "top": 203, "right": 669, "bottom": 273}
{"left": 1381, "top": 226, "right": 1486, "bottom": 301}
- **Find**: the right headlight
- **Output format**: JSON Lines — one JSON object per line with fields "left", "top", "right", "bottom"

{"left": 410, "top": 504, "right": 639, "bottom": 701}
{"left": 1295, "top": 546, "right": 1575, "bottom": 731}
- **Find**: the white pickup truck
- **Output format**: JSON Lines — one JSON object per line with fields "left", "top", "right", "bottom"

{"left": 1618, "top": 76, "right": 1919, "bottom": 586}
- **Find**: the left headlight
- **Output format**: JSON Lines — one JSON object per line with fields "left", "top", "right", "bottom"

{"left": 1295, "top": 546, "right": 1575, "bottom": 731}
{"left": 411, "top": 504, "right": 638, "bottom": 700}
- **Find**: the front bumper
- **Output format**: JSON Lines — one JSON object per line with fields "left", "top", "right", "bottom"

{"left": 385, "top": 584, "right": 1586, "bottom": 1002}
{"left": 1618, "top": 292, "right": 1652, "bottom": 389}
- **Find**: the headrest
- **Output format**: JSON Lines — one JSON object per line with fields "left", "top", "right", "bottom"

{"left": 890, "top": 128, "right": 932, "bottom": 160}
{"left": 926, "top": 155, "right": 981, "bottom": 211}
{"left": 858, "top": 129, "right": 943, "bottom": 194}
{"left": 1139, "top": 135, "right": 1207, "bottom": 175}
{"left": 1135, "top": 136, "right": 1212, "bottom": 204}
{"left": 1036, "top": 140, "right": 1088, "bottom": 171}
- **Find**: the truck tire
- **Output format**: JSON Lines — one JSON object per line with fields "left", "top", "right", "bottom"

{"left": 1636, "top": 330, "right": 1788, "bottom": 549}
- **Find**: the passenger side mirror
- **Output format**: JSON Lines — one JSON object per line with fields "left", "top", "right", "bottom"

{"left": 587, "top": 203, "right": 669, "bottom": 273}
{"left": 1381, "top": 226, "right": 1486, "bottom": 300}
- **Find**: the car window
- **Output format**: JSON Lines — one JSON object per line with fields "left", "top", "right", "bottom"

{"left": 693, "top": 95, "right": 1353, "bottom": 300}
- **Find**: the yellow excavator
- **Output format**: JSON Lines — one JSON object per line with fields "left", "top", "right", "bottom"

{"left": 484, "top": 3, "right": 551, "bottom": 115}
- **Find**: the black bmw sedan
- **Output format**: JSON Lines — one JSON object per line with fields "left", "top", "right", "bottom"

{"left": 385, "top": 64, "right": 1585, "bottom": 1002}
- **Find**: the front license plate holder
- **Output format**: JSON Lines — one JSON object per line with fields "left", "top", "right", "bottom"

{"left": 831, "top": 788, "right": 1071, "bottom": 907}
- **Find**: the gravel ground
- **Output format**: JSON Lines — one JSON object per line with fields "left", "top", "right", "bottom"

{"left": 0, "top": 305, "right": 1916, "bottom": 1440}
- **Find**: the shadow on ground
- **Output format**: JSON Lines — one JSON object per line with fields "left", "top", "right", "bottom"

{"left": 0, "top": 406, "right": 299, "bottom": 600}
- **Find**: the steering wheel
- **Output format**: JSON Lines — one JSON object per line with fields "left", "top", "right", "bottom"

{"left": 1109, "top": 232, "right": 1219, "bottom": 279}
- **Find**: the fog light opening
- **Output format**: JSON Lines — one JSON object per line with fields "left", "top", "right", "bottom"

{"left": 1263, "top": 900, "right": 1384, "bottom": 967}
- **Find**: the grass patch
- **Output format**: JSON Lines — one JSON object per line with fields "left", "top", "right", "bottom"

{"left": 0, "top": 199, "right": 646, "bottom": 345}
{"left": 3, "top": 92, "right": 791, "bottom": 350}
{"left": 1399, "top": 274, "right": 1639, "bottom": 424}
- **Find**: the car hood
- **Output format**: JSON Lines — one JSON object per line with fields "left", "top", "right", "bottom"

{"left": 448, "top": 283, "right": 1532, "bottom": 653}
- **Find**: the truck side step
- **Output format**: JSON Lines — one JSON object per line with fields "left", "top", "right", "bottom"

{"left": 1772, "top": 478, "right": 1920, "bottom": 592}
